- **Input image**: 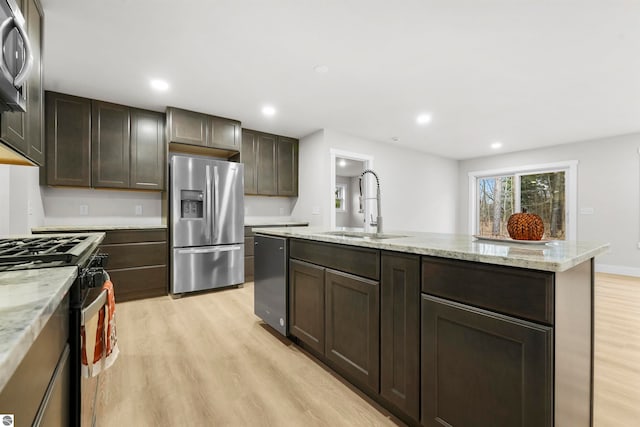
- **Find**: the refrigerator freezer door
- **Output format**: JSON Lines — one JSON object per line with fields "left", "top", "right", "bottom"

{"left": 254, "top": 235, "right": 288, "bottom": 336}
{"left": 171, "top": 155, "right": 211, "bottom": 248}
{"left": 210, "top": 160, "right": 244, "bottom": 245}
{"left": 172, "top": 245, "right": 245, "bottom": 294}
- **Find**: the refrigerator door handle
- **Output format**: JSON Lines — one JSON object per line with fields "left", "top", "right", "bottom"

{"left": 213, "top": 165, "right": 220, "bottom": 240}
{"left": 205, "top": 165, "right": 212, "bottom": 242}
{"left": 177, "top": 246, "right": 242, "bottom": 255}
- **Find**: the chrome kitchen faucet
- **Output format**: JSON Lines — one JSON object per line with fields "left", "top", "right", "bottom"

{"left": 359, "top": 169, "right": 383, "bottom": 234}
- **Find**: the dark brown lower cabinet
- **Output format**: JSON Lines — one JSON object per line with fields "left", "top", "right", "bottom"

{"left": 421, "top": 294, "right": 553, "bottom": 427}
{"left": 325, "top": 269, "right": 379, "bottom": 393}
{"left": 289, "top": 259, "right": 325, "bottom": 354}
{"left": 380, "top": 252, "right": 420, "bottom": 421}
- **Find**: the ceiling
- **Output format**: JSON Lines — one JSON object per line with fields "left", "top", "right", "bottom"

{"left": 40, "top": 0, "right": 640, "bottom": 160}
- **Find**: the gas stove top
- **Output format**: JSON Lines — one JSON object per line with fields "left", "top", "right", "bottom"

{"left": 0, "top": 235, "right": 96, "bottom": 272}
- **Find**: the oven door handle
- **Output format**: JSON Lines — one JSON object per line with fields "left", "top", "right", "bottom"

{"left": 82, "top": 289, "right": 107, "bottom": 326}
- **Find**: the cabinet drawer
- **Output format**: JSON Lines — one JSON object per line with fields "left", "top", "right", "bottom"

{"left": 110, "top": 266, "right": 167, "bottom": 302}
{"left": 0, "top": 295, "right": 69, "bottom": 425}
{"left": 245, "top": 237, "right": 255, "bottom": 256}
{"left": 290, "top": 239, "right": 379, "bottom": 281}
{"left": 102, "top": 242, "right": 167, "bottom": 269}
{"left": 422, "top": 256, "right": 554, "bottom": 325}
{"left": 102, "top": 229, "right": 167, "bottom": 244}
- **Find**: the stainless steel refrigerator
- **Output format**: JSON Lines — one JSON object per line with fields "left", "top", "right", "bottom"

{"left": 170, "top": 154, "right": 244, "bottom": 295}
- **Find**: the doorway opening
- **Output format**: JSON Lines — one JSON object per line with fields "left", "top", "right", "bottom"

{"left": 329, "top": 149, "right": 373, "bottom": 230}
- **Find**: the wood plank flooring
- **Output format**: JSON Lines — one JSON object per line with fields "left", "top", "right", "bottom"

{"left": 96, "top": 273, "right": 640, "bottom": 426}
{"left": 95, "top": 283, "right": 401, "bottom": 427}
{"left": 593, "top": 273, "right": 640, "bottom": 427}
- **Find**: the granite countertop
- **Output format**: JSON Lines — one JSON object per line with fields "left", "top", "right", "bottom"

{"left": 32, "top": 224, "right": 167, "bottom": 232}
{"left": 252, "top": 226, "right": 609, "bottom": 272}
{"left": 0, "top": 266, "right": 78, "bottom": 393}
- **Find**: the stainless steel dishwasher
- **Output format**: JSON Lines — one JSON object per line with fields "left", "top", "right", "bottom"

{"left": 254, "top": 235, "right": 288, "bottom": 336}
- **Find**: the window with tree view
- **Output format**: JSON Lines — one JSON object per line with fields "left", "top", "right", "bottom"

{"left": 477, "top": 170, "right": 567, "bottom": 240}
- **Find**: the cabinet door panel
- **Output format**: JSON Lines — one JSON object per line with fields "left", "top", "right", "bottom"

{"left": 325, "top": 269, "right": 379, "bottom": 393}
{"left": 256, "top": 133, "right": 277, "bottom": 195}
{"left": 45, "top": 92, "right": 91, "bottom": 187}
{"left": 241, "top": 129, "right": 257, "bottom": 194}
{"left": 25, "top": 0, "right": 43, "bottom": 165}
{"left": 130, "top": 109, "right": 164, "bottom": 190}
{"left": 277, "top": 136, "right": 298, "bottom": 196}
{"left": 1, "top": 106, "right": 27, "bottom": 156}
{"left": 210, "top": 116, "right": 240, "bottom": 150}
{"left": 289, "top": 259, "right": 325, "bottom": 354}
{"left": 381, "top": 252, "right": 420, "bottom": 421}
{"left": 421, "top": 295, "right": 552, "bottom": 427}
{"left": 92, "top": 101, "right": 130, "bottom": 188}
{"left": 167, "top": 107, "right": 208, "bottom": 146}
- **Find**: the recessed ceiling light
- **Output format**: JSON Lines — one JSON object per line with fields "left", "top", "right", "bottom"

{"left": 491, "top": 141, "right": 503, "bottom": 149}
{"left": 150, "top": 79, "right": 169, "bottom": 91}
{"left": 416, "top": 113, "right": 432, "bottom": 125}
{"left": 262, "top": 105, "right": 276, "bottom": 116}
{"left": 338, "top": 159, "right": 347, "bottom": 167}
{"left": 314, "top": 65, "right": 329, "bottom": 73}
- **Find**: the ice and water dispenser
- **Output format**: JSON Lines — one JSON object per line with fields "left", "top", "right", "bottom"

{"left": 180, "top": 190, "right": 204, "bottom": 219}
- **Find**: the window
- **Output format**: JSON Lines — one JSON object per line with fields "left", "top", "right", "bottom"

{"left": 470, "top": 161, "right": 577, "bottom": 240}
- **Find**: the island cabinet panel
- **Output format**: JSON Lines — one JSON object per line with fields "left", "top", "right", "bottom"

{"left": 91, "top": 100, "right": 131, "bottom": 188}
{"left": 325, "top": 269, "right": 380, "bottom": 394}
{"left": 45, "top": 92, "right": 92, "bottom": 186}
{"left": 290, "top": 238, "right": 379, "bottom": 280}
{"left": 289, "top": 259, "right": 325, "bottom": 354}
{"left": 421, "top": 294, "right": 553, "bottom": 427}
{"left": 422, "top": 256, "right": 554, "bottom": 325}
{"left": 380, "top": 252, "right": 420, "bottom": 421}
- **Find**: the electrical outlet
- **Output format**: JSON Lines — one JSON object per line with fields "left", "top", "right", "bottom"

{"left": 279, "top": 207, "right": 285, "bottom": 215}
{"left": 312, "top": 206, "right": 320, "bottom": 215}
{"left": 79, "top": 205, "right": 89, "bottom": 216}
{"left": 135, "top": 205, "right": 143, "bottom": 216}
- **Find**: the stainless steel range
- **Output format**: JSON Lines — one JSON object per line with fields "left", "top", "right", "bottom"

{"left": 0, "top": 234, "right": 107, "bottom": 427}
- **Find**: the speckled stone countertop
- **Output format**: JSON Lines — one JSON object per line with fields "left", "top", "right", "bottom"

{"left": 32, "top": 224, "right": 167, "bottom": 232}
{"left": 0, "top": 266, "right": 77, "bottom": 392}
{"left": 252, "top": 227, "right": 609, "bottom": 272}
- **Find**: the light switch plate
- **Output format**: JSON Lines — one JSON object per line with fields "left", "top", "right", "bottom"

{"left": 135, "top": 205, "right": 143, "bottom": 216}
{"left": 79, "top": 205, "right": 89, "bottom": 216}
{"left": 312, "top": 206, "right": 320, "bottom": 215}
{"left": 580, "top": 207, "right": 594, "bottom": 215}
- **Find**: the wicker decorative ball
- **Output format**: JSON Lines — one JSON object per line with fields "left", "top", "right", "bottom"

{"left": 507, "top": 209, "right": 544, "bottom": 241}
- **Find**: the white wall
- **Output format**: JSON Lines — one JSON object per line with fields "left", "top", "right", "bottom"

{"left": 41, "top": 187, "right": 162, "bottom": 226}
{"left": 457, "top": 133, "right": 640, "bottom": 275}
{"left": 244, "top": 195, "right": 295, "bottom": 217}
{"left": 292, "top": 129, "right": 459, "bottom": 233}
{"left": 0, "top": 165, "right": 44, "bottom": 235}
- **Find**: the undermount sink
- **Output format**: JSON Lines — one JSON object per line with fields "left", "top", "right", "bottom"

{"left": 321, "top": 231, "right": 407, "bottom": 240}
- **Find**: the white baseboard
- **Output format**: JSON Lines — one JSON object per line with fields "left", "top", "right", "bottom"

{"left": 595, "top": 263, "right": 640, "bottom": 278}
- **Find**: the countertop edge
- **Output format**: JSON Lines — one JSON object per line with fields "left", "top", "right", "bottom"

{"left": 253, "top": 227, "right": 610, "bottom": 273}
{"left": 0, "top": 266, "right": 78, "bottom": 393}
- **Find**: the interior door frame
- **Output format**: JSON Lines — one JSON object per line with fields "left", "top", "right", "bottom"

{"left": 329, "top": 148, "right": 374, "bottom": 230}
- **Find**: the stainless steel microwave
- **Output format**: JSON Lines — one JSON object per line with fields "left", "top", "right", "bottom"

{"left": 0, "top": 0, "right": 32, "bottom": 112}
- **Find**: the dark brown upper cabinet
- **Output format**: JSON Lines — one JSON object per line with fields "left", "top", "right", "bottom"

{"left": 241, "top": 129, "right": 258, "bottom": 194}
{"left": 276, "top": 136, "right": 298, "bottom": 196}
{"left": 45, "top": 92, "right": 165, "bottom": 191}
{"left": 45, "top": 92, "right": 92, "bottom": 187}
{"left": 241, "top": 129, "right": 298, "bottom": 196}
{"left": 92, "top": 101, "right": 130, "bottom": 189}
{"left": 166, "top": 107, "right": 240, "bottom": 151}
{"left": 130, "top": 110, "right": 165, "bottom": 190}
{"left": 0, "top": 0, "right": 44, "bottom": 166}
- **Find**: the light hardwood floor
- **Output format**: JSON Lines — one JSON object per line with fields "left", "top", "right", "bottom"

{"left": 95, "top": 283, "right": 402, "bottom": 427}
{"left": 96, "top": 274, "right": 640, "bottom": 426}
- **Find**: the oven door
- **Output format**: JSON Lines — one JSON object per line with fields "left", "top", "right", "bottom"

{"left": 80, "top": 286, "right": 108, "bottom": 427}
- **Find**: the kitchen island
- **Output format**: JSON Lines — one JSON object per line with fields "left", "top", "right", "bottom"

{"left": 253, "top": 226, "right": 609, "bottom": 427}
